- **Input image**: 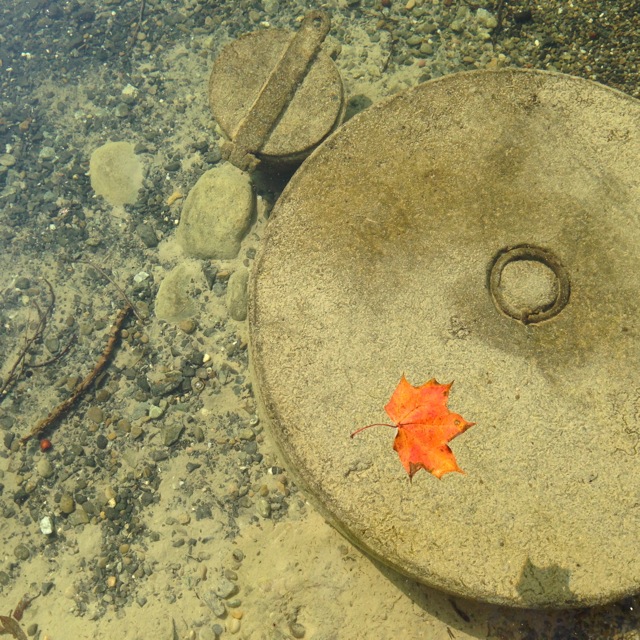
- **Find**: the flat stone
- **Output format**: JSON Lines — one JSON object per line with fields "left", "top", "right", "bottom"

{"left": 155, "top": 260, "right": 208, "bottom": 324}
{"left": 214, "top": 577, "right": 238, "bottom": 599}
{"left": 176, "top": 163, "right": 254, "bottom": 260}
{"left": 162, "top": 422, "right": 184, "bottom": 447}
{"left": 89, "top": 141, "right": 144, "bottom": 206}
{"left": 226, "top": 268, "right": 249, "bottom": 321}
{"left": 86, "top": 406, "right": 105, "bottom": 424}
{"left": 249, "top": 70, "right": 640, "bottom": 608}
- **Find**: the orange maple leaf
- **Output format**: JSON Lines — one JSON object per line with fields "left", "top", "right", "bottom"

{"left": 351, "top": 375, "right": 475, "bottom": 480}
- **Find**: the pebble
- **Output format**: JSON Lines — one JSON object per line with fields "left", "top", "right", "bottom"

{"left": 226, "top": 268, "right": 249, "bottom": 321}
{"left": 38, "top": 146, "right": 56, "bottom": 160}
{"left": 36, "top": 457, "right": 54, "bottom": 479}
{"left": 44, "top": 336, "right": 60, "bottom": 354}
{"left": 68, "top": 506, "right": 89, "bottom": 525}
{"left": 256, "top": 498, "right": 271, "bottom": 519}
{"left": 179, "top": 318, "right": 197, "bottom": 334}
{"left": 214, "top": 577, "right": 238, "bottom": 599}
{"left": 136, "top": 222, "right": 159, "bottom": 248}
{"left": 162, "top": 422, "right": 184, "bottom": 446}
{"left": 148, "top": 405, "right": 164, "bottom": 420}
{"left": 86, "top": 406, "right": 105, "bottom": 424}
{"left": 95, "top": 389, "right": 111, "bottom": 403}
{"left": 202, "top": 591, "right": 226, "bottom": 617}
{"left": 39, "top": 516, "right": 54, "bottom": 535}
{"left": 59, "top": 494, "right": 76, "bottom": 514}
{"left": 226, "top": 618, "right": 240, "bottom": 634}
{"left": 289, "top": 622, "right": 306, "bottom": 638}
{"left": 14, "top": 544, "right": 31, "bottom": 560}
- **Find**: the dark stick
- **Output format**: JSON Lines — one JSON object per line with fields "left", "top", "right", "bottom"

{"left": 20, "top": 305, "right": 132, "bottom": 444}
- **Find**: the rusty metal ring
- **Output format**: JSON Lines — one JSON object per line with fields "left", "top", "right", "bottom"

{"left": 488, "top": 244, "right": 571, "bottom": 325}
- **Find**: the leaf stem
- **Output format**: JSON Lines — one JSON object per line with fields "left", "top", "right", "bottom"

{"left": 350, "top": 423, "right": 396, "bottom": 438}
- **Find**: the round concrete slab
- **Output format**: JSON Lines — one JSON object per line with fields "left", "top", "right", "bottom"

{"left": 249, "top": 69, "right": 640, "bottom": 608}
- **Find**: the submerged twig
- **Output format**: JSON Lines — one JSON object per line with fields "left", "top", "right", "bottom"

{"left": 0, "top": 615, "right": 27, "bottom": 640}
{"left": 0, "top": 279, "right": 55, "bottom": 403}
{"left": 20, "top": 304, "right": 132, "bottom": 444}
{"left": 129, "top": 0, "right": 146, "bottom": 49}
{"left": 12, "top": 592, "right": 40, "bottom": 622}
{"left": 492, "top": 0, "right": 507, "bottom": 44}
{"left": 78, "top": 259, "right": 145, "bottom": 324}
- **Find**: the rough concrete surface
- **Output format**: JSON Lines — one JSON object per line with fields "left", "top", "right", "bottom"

{"left": 249, "top": 69, "right": 640, "bottom": 608}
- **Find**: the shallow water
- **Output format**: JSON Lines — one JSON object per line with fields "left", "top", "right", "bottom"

{"left": 0, "top": 0, "right": 638, "bottom": 638}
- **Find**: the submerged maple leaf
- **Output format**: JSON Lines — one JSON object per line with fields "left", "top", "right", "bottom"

{"left": 351, "top": 375, "right": 475, "bottom": 480}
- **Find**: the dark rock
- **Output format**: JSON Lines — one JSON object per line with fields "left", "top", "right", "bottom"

{"left": 136, "top": 222, "right": 158, "bottom": 248}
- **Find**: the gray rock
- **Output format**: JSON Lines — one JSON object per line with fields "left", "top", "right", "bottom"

{"left": 136, "top": 222, "right": 158, "bottom": 248}
{"left": 214, "top": 576, "right": 238, "bottom": 599}
{"left": 36, "top": 457, "right": 54, "bottom": 479}
{"left": 68, "top": 505, "right": 90, "bottom": 526}
{"left": 202, "top": 591, "right": 226, "bottom": 617}
{"left": 14, "top": 544, "right": 31, "bottom": 560}
{"left": 146, "top": 370, "right": 183, "bottom": 396}
{"left": 176, "top": 164, "right": 254, "bottom": 260}
{"left": 155, "top": 261, "right": 208, "bottom": 324}
{"left": 89, "top": 141, "right": 144, "bottom": 206}
{"left": 162, "top": 422, "right": 184, "bottom": 446}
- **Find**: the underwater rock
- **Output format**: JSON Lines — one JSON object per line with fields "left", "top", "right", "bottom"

{"left": 176, "top": 163, "right": 254, "bottom": 260}
{"left": 155, "top": 260, "right": 208, "bottom": 323}
{"left": 226, "top": 267, "right": 249, "bottom": 321}
{"left": 89, "top": 140, "right": 144, "bottom": 206}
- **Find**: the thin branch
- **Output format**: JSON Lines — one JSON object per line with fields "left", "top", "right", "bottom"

{"left": 77, "top": 259, "right": 145, "bottom": 324}
{"left": 20, "top": 305, "right": 132, "bottom": 444}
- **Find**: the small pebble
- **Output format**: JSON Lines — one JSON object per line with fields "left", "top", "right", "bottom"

{"left": 86, "top": 406, "right": 105, "bottom": 424}
{"left": 37, "top": 457, "right": 54, "bottom": 479}
{"left": 256, "top": 498, "right": 271, "bottom": 519}
{"left": 59, "top": 494, "right": 76, "bottom": 515}
{"left": 289, "top": 622, "right": 306, "bottom": 638}
{"left": 39, "top": 516, "right": 54, "bottom": 536}
{"left": 14, "top": 543, "right": 31, "bottom": 560}
{"left": 226, "top": 618, "right": 240, "bottom": 634}
{"left": 179, "top": 319, "right": 197, "bottom": 334}
{"left": 214, "top": 577, "right": 238, "bottom": 599}
{"left": 148, "top": 405, "right": 164, "bottom": 420}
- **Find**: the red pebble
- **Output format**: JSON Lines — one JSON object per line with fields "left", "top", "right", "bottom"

{"left": 40, "top": 438, "right": 52, "bottom": 452}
